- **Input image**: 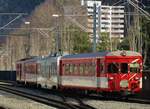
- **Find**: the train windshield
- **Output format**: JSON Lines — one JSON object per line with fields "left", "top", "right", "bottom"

{"left": 130, "top": 63, "right": 140, "bottom": 73}
{"left": 108, "top": 63, "right": 119, "bottom": 73}
{"left": 107, "top": 63, "right": 128, "bottom": 73}
{"left": 121, "top": 63, "right": 128, "bottom": 73}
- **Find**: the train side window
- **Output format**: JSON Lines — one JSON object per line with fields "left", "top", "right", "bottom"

{"left": 85, "top": 63, "right": 89, "bottom": 75}
{"left": 49, "top": 65, "right": 51, "bottom": 75}
{"left": 69, "top": 64, "right": 74, "bottom": 75}
{"left": 121, "top": 63, "right": 128, "bottom": 73}
{"left": 49, "top": 64, "right": 51, "bottom": 75}
{"left": 90, "top": 63, "right": 96, "bottom": 76}
{"left": 80, "top": 64, "right": 85, "bottom": 75}
{"left": 50, "top": 62, "right": 57, "bottom": 75}
{"left": 65, "top": 64, "right": 70, "bottom": 75}
{"left": 74, "top": 65, "right": 78, "bottom": 75}
{"left": 51, "top": 64, "right": 54, "bottom": 75}
{"left": 88, "top": 63, "right": 93, "bottom": 75}
{"left": 38, "top": 64, "right": 41, "bottom": 73}
{"left": 51, "top": 63, "right": 55, "bottom": 75}
{"left": 130, "top": 63, "right": 140, "bottom": 73}
{"left": 108, "top": 63, "right": 119, "bottom": 73}
{"left": 46, "top": 65, "right": 49, "bottom": 75}
{"left": 79, "top": 64, "right": 84, "bottom": 75}
{"left": 54, "top": 63, "right": 56, "bottom": 74}
{"left": 51, "top": 64, "right": 53, "bottom": 75}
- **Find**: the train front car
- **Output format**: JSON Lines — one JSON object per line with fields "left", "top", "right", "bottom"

{"left": 59, "top": 51, "right": 142, "bottom": 97}
{"left": 103, "top": 51, "right": 142, "bottom": 96}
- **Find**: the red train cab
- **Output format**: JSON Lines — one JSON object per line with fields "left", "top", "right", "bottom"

{"left": 59, "top": 51, "right": 142, "bottom": 96}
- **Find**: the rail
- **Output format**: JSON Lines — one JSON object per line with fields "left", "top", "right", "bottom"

{"left": 0, "top": 84, "right": 94, "bottom": 109}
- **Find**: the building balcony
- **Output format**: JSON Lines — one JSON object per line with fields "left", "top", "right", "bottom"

{"left": 111, "top": 34, "right": 124, "bottom": 38}
{"left": 101, "top": 24, "right": 111, "bottom": 28}
{"left": 101, "top": 10, "right": 111, "bottom": 13}
{"left": 111, "top": 10, "right": 124, "bottom": 13}
{"left": 87, "top": 29, "right": 100, "bottom": 34}
{"left": 111, "top": 15, "right": 124, "bottom": 18}
{"left": 101, "top": 29, "right": 110, "bottom": 32}
{"left": 87, "top": 19, "right": 99, "bottom": 23}
{"left": 111, "top": 25, "right": 124, "bottom": 28}
{"left": 111, "top": 20, "right": 124, "bottom": 23}
{"left": 101, "top": 14, "right": 111, "bottom": 18}
{"left": 111, "top": 29, "right": 124, "bottom": 33}
{"left": 101, "top": 19, "right": 111, "bottom": 22}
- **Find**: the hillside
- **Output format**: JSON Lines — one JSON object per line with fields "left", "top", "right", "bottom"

{"left": 0, "top": 0, "right": 44, "bottom": 41}
{"left": 1, "top": 0, "right": 88, "bottom": 70}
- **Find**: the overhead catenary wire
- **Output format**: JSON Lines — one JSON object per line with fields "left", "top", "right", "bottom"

{"left": 0, "top": 15, "right": 23, "bottom": 30}
{"left": 0, "top": 13, "right": 27, "bottom": 15}
{"left": 127, "top": 0, "right": 150, "bottom": 20}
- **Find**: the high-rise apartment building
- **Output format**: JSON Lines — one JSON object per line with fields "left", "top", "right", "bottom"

{"left": 101, "top": 5, "right": 124, "bottom": 38}
{"left": 86, "top": 0, "right": 125, "bottom": 39}
{"left": 87, "top": 0, "right": 101, "bottom": 40}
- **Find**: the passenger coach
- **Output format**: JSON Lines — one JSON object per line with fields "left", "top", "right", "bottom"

{"left": 59, "top": 51, "right": 143, "bottom": 96}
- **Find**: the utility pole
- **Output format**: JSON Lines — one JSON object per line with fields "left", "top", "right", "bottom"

{"left": 24, "top": 21, "right": 31, "bottom": 57}
{"left": 52, "top": 14, "right": 62, "bottom": 55}
{"left": 98, "top": 5, "right": 101, "bottom": 47}
{"left": 93, "top": 3, "right": 97, "bottom": 52}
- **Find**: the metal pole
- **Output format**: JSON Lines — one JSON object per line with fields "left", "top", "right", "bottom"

{"left": 57, "top": 17, "right": 61, "bottom": 54}
{"left": 53, "top": 15, "right": 61, "bottom": 55}
{"left": 109, "top": 7, "right": 112, "bottom": 51}
{"left": 28, "top": 23, "right": 31, "bottom": 57}
{"left": 93, "top": 3, "right": 97, "bottom": 52}
{"left": 98, "top": 5, "right": 101, "bottom": 45}
{"left": 56, "top": 17, "right": 59, "bottom": 54}
{"left": 25, "top": 22, "right": 30, "bottom": 57}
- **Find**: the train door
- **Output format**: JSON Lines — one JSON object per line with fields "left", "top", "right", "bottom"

{"left": 107, "top": 62, "right": 120, "bottom": 91}
{"left": 119, "top": 63, "right": 129, "bottom": 89}
{"left": 107, "top": 61, "right": 141, "bottom": 92}
{"left": 16, "top": 63, "right": 22, "bottom": 81}
{"left": 128, "top": 61, "right": 142, "bottom": 92}
{"left": 106, "top": 62, "right": 129, "bottom": 91}
{"left": 19, "top": 64, "right": 22, "bottom": 81}
{"left": 97, "top": 58, "right": 108, "bottom": 89}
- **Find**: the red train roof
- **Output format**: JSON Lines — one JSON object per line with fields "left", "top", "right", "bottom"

{"left": 61, "top": 51, "right": 141, "bottom": 59}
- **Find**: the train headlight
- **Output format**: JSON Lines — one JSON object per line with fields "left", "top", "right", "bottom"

{"left": 134, "top": 77, "right": 140, "bottom": 80}
{"left": 120, "top": 80, "right": 128, "bottom": 88}
{"left": 109, "top": 77, "right": 114, "bottom": 80}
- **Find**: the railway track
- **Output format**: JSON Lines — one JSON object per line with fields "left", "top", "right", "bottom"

{"left": 127, "top": 97, "right": 150, "bottom": 104}
{"left": 83, "top": 94, "right": 150, "bottom": 105}
{"left": 0, "top": 82, "right": 149, "bottom": 109}
{"left": 0, "top": 84, "right": 95, "bottom": 109}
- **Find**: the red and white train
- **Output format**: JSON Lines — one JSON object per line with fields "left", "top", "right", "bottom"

{"left": 16, "top": 51, "right": 143, "bottom": 96}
